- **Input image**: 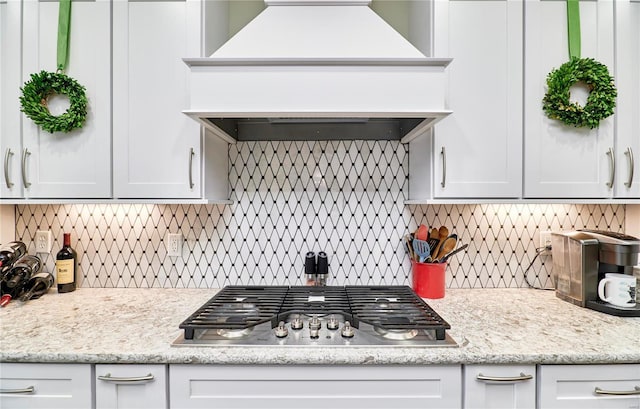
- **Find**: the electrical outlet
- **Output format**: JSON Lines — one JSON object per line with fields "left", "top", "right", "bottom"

{"left": 167, "top": 233, "right": 183, "bottom": 257}
{"left": 35, "top": 230, "right": 52, "bottom": 253}
{"left": 539, "top": 230, "right": 553, "bottom": 249}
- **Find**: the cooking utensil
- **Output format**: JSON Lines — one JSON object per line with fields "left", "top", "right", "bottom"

{"left": 438, "top": 243, "right": 468, "bottom": 263}
{"left": 431, "top": 226, "right": 450, "bottom": 260}
{"left": 428, "top": 228, "right": 440, "bottom": 250}
{"left": 416, "top": 224, "right": 428, "bottom": 241}
{"left": 412, "top": 238, "right": 431, "bottom": 263}
{"left": 405, "top": 235, "right": 416, "bottom": 261}
{"left": 435, "top": 234, "right": 458, "bottom": 261}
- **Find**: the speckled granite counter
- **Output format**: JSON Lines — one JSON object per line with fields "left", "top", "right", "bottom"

{"left": 1, "top": 288, "right": 639, "bottom": 365}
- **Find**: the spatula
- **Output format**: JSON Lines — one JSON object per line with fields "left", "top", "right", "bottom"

{"left": 412, "top": 238, "right": 431, "bottom": 263}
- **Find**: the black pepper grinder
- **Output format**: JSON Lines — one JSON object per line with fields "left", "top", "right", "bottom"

{"left": 305, "top": 251, "right": 317, "bottom": 286}
{"left": 316, "top": 251, "right": 328, "bottom": 286}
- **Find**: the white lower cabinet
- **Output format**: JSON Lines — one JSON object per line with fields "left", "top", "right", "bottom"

{"left": 463, "top": 365, "right": 536, "bottom": 409}
{"left": 95, "top": 364, "right": 168, "bottom": 409}
{"left": 169, "top": 364, "right": 462, "bottom": 409}
{"left": 0, "top": 363, "right": 92, "bottom": 409}
{"left": 538, "top": 364, "right": 640, "bottom": 409}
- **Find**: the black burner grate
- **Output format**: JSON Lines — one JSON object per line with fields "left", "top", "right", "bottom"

{"left": 179, "top": 285, "right": 450, "bottom": 340}
{"left": 179, "top": 286, "right": 288, "bottom": 340}
{"left": 345, "top": 286, "right": 451, "bottom": 340}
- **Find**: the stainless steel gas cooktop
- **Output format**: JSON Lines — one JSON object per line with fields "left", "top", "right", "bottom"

{"left": 172, "top": 286, "right": 457, "bottom": 347}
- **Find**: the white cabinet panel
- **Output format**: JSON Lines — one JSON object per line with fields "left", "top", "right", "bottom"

{"left": 614, "top": 0, "right": 640, "bottom": 198}
{"left": 0, "top": 363, "right": 92, "bottom": 409}
{"left": 95, "top": 364, "right": 167, "bottom": 409}
{"left": 463, "top": 365, "right": 536, "bottom": 409}
{"left": 538, "top": 364, "right": 640, "bottom": 409}
{"left": 170, "top": 364, "right": 462, "bottom": 409}
{"left": 113, "top": 0, "right": 202, "bottom": 199}
{"left": 21, "top": 0, "right": 111, "bottom": 198}
{"left": 428, "top": 0, "right": 522, "bottom": 199}
{"left": 0, "top": 0, "right": 23, "bottom": 199}
{"left": 524, "top": 0, "right": 615, "bottom": 198}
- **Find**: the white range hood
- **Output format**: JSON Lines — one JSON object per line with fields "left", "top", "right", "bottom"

{"left": 183, "top": 0, "right": 451, "bottom": 143}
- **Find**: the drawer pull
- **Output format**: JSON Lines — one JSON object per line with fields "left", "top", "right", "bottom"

{"left": 594, "top": 386, "right": 640, "bottom": 396}
{"left": 476, "top": 372, "right": 533, "bottom": 383}
{"left": 21, "top": 149, "right": 31, "bottom": 188}
{"left": 98, "top": 373, "right": 154, "bottom": 384}
{"left": 4, "top": 148, "right": 14, "bottom": 188}
{"left": 440, "top": 146, "right": 447, "bottom": 188}
{"left": 606, "top": 147, "right": 615, "bottom": 188}
{"left": 0, "top": 386, "right": 35, "bottom": 394}
{"left": 188, "top": 147, "right": 195, "bottom": 189}
{"left": 624, "top": 147, "right": 634, "bottom": 188}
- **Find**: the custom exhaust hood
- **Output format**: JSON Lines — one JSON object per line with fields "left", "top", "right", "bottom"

{"left": 183, "top": 0, "right": 451, "bottom": 143}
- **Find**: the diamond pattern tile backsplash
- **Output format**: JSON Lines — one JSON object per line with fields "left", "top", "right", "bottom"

{"left": 14, "top": 140, "right": 625, "bottom": 289}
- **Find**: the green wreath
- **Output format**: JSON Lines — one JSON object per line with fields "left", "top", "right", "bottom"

{"left": 543, "top": 57, "right": 616, "bottom": 129}
{"left": 19, "top": 70, "right": 88, "bottom": 134}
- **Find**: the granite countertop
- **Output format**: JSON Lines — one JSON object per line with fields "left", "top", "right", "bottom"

{"left": 1, "top": 288, "right": 639, "bottom": 365}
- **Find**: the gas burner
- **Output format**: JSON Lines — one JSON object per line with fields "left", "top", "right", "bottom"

{"left": 373, "top": 326, "right": 420, "bottom": 340}
{"left": 215, "top": 327, "right": 255, "bottom": 339}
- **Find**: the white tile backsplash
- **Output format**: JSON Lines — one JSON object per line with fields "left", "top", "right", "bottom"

{"left": 14, "top": 140, "right": 626, "bottom": 288}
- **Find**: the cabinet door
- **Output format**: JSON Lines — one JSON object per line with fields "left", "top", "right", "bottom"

{"left": 0, "top": 363, "right": 92, "bottom": 409}
{"left": 95, "top": 364, "right": 168, "bottom": 409}
{"left": 170, "top": 364, "right": 462, "bottom": 409}
{"left": 524, "top": 0, "right": 615, "bottom": 198}
{"left": 113, "top": 0, "right": 202, "bottom": 199}
{"left": 463, "top": 365, "right": 535, "bottom": 409}
{"left": 432, "top": 0, "right": 522, "bottom": 198}
{"left": 21, "top": 0, "right": 111, "bottom": 198}
{"left": 538, "top": 364, "right": 640, "bottom": 408}
{"left": 615, "top": 0, "right": 640, "bottom": 198}
{"left": 0, "top": 0, "right": 23, "bottom": 199}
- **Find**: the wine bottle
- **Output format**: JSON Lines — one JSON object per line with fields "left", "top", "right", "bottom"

{"left": 3, "top": 254, "right": 41, "bottom": 289}
{"left": 0, "top": 241, "right": 27, "bottom": 277}
{"left": 19, "top": 271, "right": 54, "bottom": 302}
{"left": 56, "top": 233, "right": 77, "bottom": 293}
{"left": 0, "top": 279, "right": 25, "bottom": 307}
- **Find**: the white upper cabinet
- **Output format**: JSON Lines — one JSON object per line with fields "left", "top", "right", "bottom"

{"left": 112, "top": 0, "right": 203, "bottom": 199}
{"left": 21, "top": 0, "right": 111, "bottom": 198}
{"left": 614, "top": 0, "right": 640, "bottom": 198}
{"left": 412, "top": 0, "right": 523, "bottom": 200}
{"left": 524, "top": 0, "right": 615, "bottom": 198}
{"left": 0, "top": 0, "right": 23, "bottom": 199}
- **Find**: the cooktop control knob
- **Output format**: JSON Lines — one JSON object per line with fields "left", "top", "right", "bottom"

{"left": 309, "top": 328, "right": 319, "bottom": 339}
{"left": 274, "top": 321, "right": 289, "bottom": 338}
{"left": 309, "top": 316, "right": 321, "bottom": 331}
{"left": 341, "top": 321, "right": 355, "bottom": 338}
{"left": 327, "top": 317, "right": 339, "bottom": 330}
{"left": 291, "top": 317, "right": 303, "bottom": 330}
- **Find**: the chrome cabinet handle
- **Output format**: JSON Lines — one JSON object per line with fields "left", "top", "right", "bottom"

{"left": 188, "top": 147, "right": 195, "bottom": 189}
{"left": 594, "top": 386, "right": 640, "bottom": 396}
{"left": 476, "top": 372, "right": 533, "bottom": 383}
{"left": 97, "top": 373, "right": 154, "bottom": 384}
{"left": 440, "top": 146, "right": 446, "bottom": 188}
{"left": 606, "top": 147, "right": 615, "bottom": 188}
{"left": 624, "top": 147, "right": 634, "bottom": 188}
{"left": 21, "top": 148, "right": 31, "bottom": 188}
{"left": 4, "top": 148, "right": 14, "bottom": 188}
{"left": 0, "top": 386, "right": 35, "bottom": 394}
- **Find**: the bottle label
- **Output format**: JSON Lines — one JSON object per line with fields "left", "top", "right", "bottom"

{"left": 56, "top": 259, "right": 75, "bottom": 284}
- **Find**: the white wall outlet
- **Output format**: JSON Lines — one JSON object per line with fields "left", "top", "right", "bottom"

{"left": 35, "top": 230, "right": 52, "bottom": 253}
{"left": 539, "top": 230, "right": 553, "bottom": 250}
{"left": 167, "top": 233, "right": 183, "bottom": 257}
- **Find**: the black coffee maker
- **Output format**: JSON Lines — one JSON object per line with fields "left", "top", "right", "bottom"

{"left": 551, "top": 229, "right": 640, "bottom": 317}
